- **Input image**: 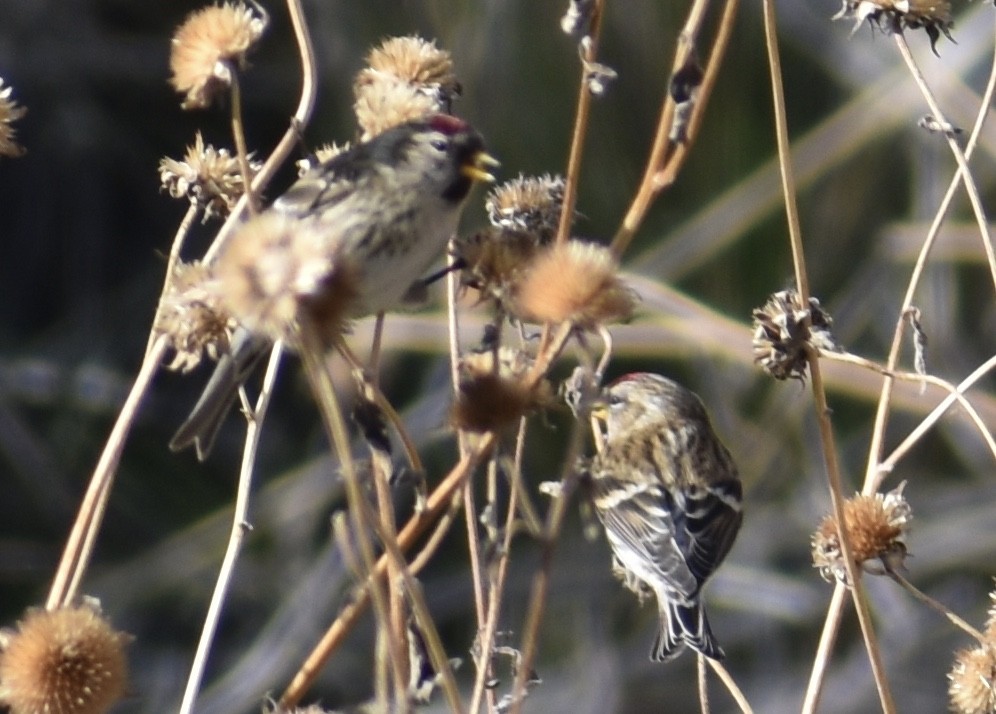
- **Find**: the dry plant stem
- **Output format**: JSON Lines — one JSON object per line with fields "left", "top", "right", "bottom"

{"left": 894, "top": 32, "right": 996, "bottom": 289}
{"left": 764, "top": 3, "right": 892, "bottom": 711}
{"left": 46, "top": 336, "right": 169, "bottom": 609}
{"left": 228, "top": 68, "right": 258, "bottom": 215}
{"left": 554, "top": 0, "right": 605, "bottom": 247}
{"left": 697, "top": 654, "right": 711, "bottom": 714}
{"left": 823, "top": 351, "right": 996, "bottom": 466}
{"left": 707, "top": 659, "right": 754, "bottom": 714}
{"left": 611, "top": 0, "right": 738, "bottom": 256}
{"left": 179, "top": 343, "right": 283, "bottom": 714}
{"left": 296, "top": 320, "right": 408, "bottom": 706}
{"left": 277, "top": 439, "right": 494, "bottom": 709}
{"left": 203, "top": 0, "right": 317, "bottom": 264}
{"left": 145, "top": 203, "right": 200, "bottom": 356}
{"left": 469, "top": 418, "right": 529, "bottom": 714}
{"left": 878, "top": 353, "right": 996, "bottom": 479}
{"left": 802, "top": 585, "right": 847, "bottom": 714}
{"left": 886, "top": 567, "right": 988, "bottom": 643}
{"left": 864, "top": 18, "right": 996, "bottom": 489}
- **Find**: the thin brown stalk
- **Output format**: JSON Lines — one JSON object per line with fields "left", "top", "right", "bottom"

{"left": 887, "top": 567, "right": 988, "bottom": 644}
{"left": 802, "top": 584, "right": 847, "bottom": 714}
{"left": 698, "top": 654, "right": 711, "bottom": 714}
{"left": 764, "top": 3, "right": 893, "bottom": 711}
{"left": 707, "top": 658, "right": 754, "bottom": 714}
{"left": 47, "top": 336, "right": 169, "bottom": 609}
{"left": 228, "top": 68, "right": 259, "bottom": 215}
{"left": 865, "top": 20, "right": 996, "bottom": 488}
{"left": 611, "top": 0, "right": 738, "bottom": 256}
{"left": 277, "top": 439, "right": 493, "bottom": 709}
{"left": 145, "top": 203, "right": 200, "bottom": 356}
{"left": 179, "top": 344, "right": 284, "bottom": 714}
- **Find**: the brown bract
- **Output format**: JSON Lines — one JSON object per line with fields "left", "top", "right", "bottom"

{"left": 169, "top": 2, "right": 266, "bottom": 109}
{"left": 834, "top": 0, "right": 953, "bottom": 53}
{"left": 159, "top": 132, "right": 259, "bottom": 221}
{"left": 512, "top": 240, "right": 636, "bottom": 327}
{"left": 811, "top": 482, "right": 911, "bottom": 585}
{"left": 485, "top": 174, "right": 567, "bottom": 239}
{"left": 214, "top": 213, "right": 360, "bottom": 346}
{"left": 752, "top": 289, "right": 839, "bottom": 382}
{"left": 0, "top": 78, "right": 26, "bottom": 158}
{"left": 156, "top": 260, "right": 235, "bottom": 373}
{"left": 0, "top": 603, "right": 128, "bottom": 714}
{"left": 452, "top": 348, "right": 552, "bottom": 432}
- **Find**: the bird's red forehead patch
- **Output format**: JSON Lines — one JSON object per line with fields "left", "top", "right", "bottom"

{"left": 608, "top": 373, "right": 644, "bottom": 387}
{"left": 428, "top": 113, "right": 468, "bottom": 135}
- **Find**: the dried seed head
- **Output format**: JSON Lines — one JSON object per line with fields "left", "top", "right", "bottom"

{"left": 169, "top": 2, "right": 266, "bottom": 109}
{"left": 833, "top": 0, "right": 953, "bottom": 54}
{"left": 485, "top": 174, "right": 567, "bottom": 239}
{"left": 452, "top": 227, "right": 543, "bottom": 305}
{"left": 214, "top": 212, "right": 360, "bottom": 345}
{"left": 295, "top": 141, "right": 351, "bottom": 177}
{"left": 353, "top": 81, "right": 441, "bottom": 141}
{"left": 353, "top": 36, "right": 459, "bottom": 139}
{"left": 987, "top": 587, "right": 996, "bottom": 640}
{"left": 811, "top": 482, "right": 912, "bottom": 585}
{"left": 0, "top": 78, "right": 26, "bottom": 158}
{"left": 159, "top": 132, "right": 259, "bottom": 221}
{"left": 452, "top": 348, "right": 553, "bottom": 432}
{"left": 752, "top": 289, "right": 839, "bottom": 381}
{"left": 512, "top": 240, "right": 636, "bottom": 327}
{"left": 156, "top": 260, "right": 236, "bottom": 373}
{"left": 0, "top": 603, "right": 129, "bottom": 714}
{"left": 948, "top": 644, "right": 996, "bottom": 714}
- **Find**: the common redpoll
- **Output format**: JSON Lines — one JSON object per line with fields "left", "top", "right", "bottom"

{"left": 587, "top": 372, "right": 743, "bottom": 662}
{"left": 170, "top": 115, "right": 497, "bottom": 459}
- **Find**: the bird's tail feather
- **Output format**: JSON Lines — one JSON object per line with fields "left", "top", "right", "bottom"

{"left": 652, "top": 600, "right": 724, "bottom": 662}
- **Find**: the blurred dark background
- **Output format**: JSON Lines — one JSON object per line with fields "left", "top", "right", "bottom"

{"left": 1, "top": 1, "right": 995, "bottom": 712}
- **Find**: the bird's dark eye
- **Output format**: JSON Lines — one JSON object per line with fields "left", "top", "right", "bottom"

{"left": 430, "top": 139, "right": 448, "bottom": 152}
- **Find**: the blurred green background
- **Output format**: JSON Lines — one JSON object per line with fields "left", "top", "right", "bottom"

{"left": 1, "top": 1, "right": 995, "bottom": 712}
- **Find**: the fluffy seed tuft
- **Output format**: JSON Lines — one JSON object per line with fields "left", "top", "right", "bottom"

{"left": 512, "top": 240, "right": 636, "bottom": 327}
{"left": 811, "top": 482, "right": 911, "bottom": 585}
{"left": 0, "top": 77, "right": 26, "bottom": 158}
{"left": 156, "top": 260, "right": 236, "bottom": 373}
{"left": 452, "top": 348, "right": 552, "bottom": 432}
{"left": 159, "top": 132, "right": 259, "bottom": 221}
{"left": 0, "top": 603, "right": 128, "bottom": 714}
{"left": 485, "top": 174, "right": 567, "bottom": 239}
{"left": 752, "top": 289, "right": 839, "bottom": 381}
{"left": 169, "top": 2, "right": 266, "bottom": 109}
{"left": 213, "top": 212, "right": 360, "bottom": 346}
{"left": 948, "top": 644, "right": 996, "bottom": 714}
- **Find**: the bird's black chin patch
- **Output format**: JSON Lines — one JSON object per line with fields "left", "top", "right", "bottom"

{"left": 441, "top": 174, "right": 473, "bottom": 203}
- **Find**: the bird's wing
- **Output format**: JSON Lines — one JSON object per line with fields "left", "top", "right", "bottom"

{"left": 273, "top": 145, "right": 374, "bottom": 217}
{"left": 674, "top": 476, "right": 743, "bottom": 585}
{"left": 593, "top": 471, "right": 699, "bottom": 600}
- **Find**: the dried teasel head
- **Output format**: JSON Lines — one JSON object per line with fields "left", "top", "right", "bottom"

{"left": 948, "top": 644, "right": 996, "bottom": 714}
{"left": 512, "top": 240, "right": 636, "bottom": 328}
{"left": 0, "top": 77, "right": 26, "bottom": 158}
{"left": 0, "top": 601, "right": 129, "bottom": 714}
{"left": 485, "top": 174, "right": 567, "bottom": 240}
{"left": 752, "top": 289, "right": 839, "bottom": 381}
{"left": 452, "top": 348, "right": 553, "bottom": 432}
{"left": 353, "top": 36, "right": 459, "bottom": 139}
{"left": 159, "top": 132, "right": 259, "bottom": 221}
{"left": 155, "top": 260, "right": 236, "bottom": 373}
{"left": 833, "top": 0, "right": 953, "bottom": 54}
{"left": 169, "top": 2, "right": 266, "bottom": 109}
{"left": 213, "top": 212, "right": 360, "bottom": 346}
{"left": 452, "top": 227, "right": 543, "bottom": 305}
{"left": 811, "top": 482, "right": 912, "bottom": 585}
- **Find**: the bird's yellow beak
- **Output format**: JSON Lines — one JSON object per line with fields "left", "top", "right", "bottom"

{"left": 461, "top": 150, "right": 500, "bottom": 183}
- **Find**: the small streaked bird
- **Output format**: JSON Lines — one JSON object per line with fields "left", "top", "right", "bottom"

{"left": 587, "top": 372, "right": 743, "bottom": 662}
{"left": 170, "top": 115, "right": 497, "bottom": 459}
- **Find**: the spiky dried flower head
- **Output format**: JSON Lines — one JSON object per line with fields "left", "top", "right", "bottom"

{"left": 0, "top": 602, "right": 128, "bottom": 714}
{"left": 485, "top": 174, "right": 567, "bottom": 239}
{"left": 353, "top": 36, "right": 459, "bottom": 139}
{"left": 159, "top": 132, "right": 259, "bottom": 221}
{"left": 155, "top": 260, "right": 236, "bottom": 373}
{"left": 752, "top": 289, "right": 839, "bottom": 381}
{"left": 213, "top": 212, "right": 360, "bottom": 346}
{"left": 169, "top": 2, "right": 266, "bottom": 109}
{"left": 294, "top": 141, "right": 351, "bottom": 177}
{"left": 812, "top": 482, "right": 911, "bottom": 585}
{"left": 512, "top": 240, "right": 636, "bottom": 327}
{"left": 452, "top": 228, "right": 543, "bottom": 306}
{"left": 834, "top": 0, "right": 953, "bottom": 54}
{"left": 0, "top": 77, "right": 26, "bottom": 158}
{"left": 948, "top": 644, "right": 996, "bottom": 714}
{"left": 452, "top": 348, "right": 553, "bottom": 432}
